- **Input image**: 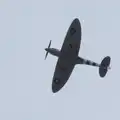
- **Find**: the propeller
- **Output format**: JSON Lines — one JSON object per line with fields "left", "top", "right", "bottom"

{"left": 45, "top": 40, "right": 51, "bottom": 60}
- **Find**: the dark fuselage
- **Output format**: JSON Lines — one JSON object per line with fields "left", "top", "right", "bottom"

{"left": 45, "top": 18, "right": 111, "bottom": 93}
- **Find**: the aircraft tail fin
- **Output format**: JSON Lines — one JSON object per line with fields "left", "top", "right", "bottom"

{"left": 99, "top": 56, "right": 111, "bottom": 77}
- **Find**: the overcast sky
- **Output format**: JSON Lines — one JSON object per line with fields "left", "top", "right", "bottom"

{"left": 0, "top": 0, "right": 119, "bottom": 120}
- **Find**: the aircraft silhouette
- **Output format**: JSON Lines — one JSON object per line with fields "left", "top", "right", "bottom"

{"left": 45, "top": 18, "right": 111, "bottom": 93}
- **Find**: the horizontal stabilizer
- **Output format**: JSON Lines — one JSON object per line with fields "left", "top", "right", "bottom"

{"left": 99, "top": 56, "right": 111, "bottom": 77}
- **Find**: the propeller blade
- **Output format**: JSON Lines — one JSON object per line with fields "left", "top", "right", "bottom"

{"left": 44, "top": 40, "right": 52, "bottom": 60}
{"left": 45, "top": 51, "right": 48, "bottom": 60}
{"left": 48, "top": 40, "right": 51, "bottom": 48}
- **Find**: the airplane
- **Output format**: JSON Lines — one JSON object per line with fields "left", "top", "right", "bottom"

{"left": 45, "top": 18, "right": 111, "bottom": 93}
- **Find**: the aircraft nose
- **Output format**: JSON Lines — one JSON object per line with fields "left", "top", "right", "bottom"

{"left": 45, "top": 48, "right": 48, "bottom": 51}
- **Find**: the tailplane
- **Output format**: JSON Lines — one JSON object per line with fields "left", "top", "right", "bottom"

{"left": 99, "top": 56, "right": 111, "bottom": 77}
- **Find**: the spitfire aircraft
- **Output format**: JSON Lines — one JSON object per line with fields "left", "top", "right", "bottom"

{"left": 45, "top": 18, "right": 111, "bottom": 93}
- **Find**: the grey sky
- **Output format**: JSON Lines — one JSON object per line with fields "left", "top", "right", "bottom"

{"left": 0, "top": 0, "right": 119, "bottom": 119}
